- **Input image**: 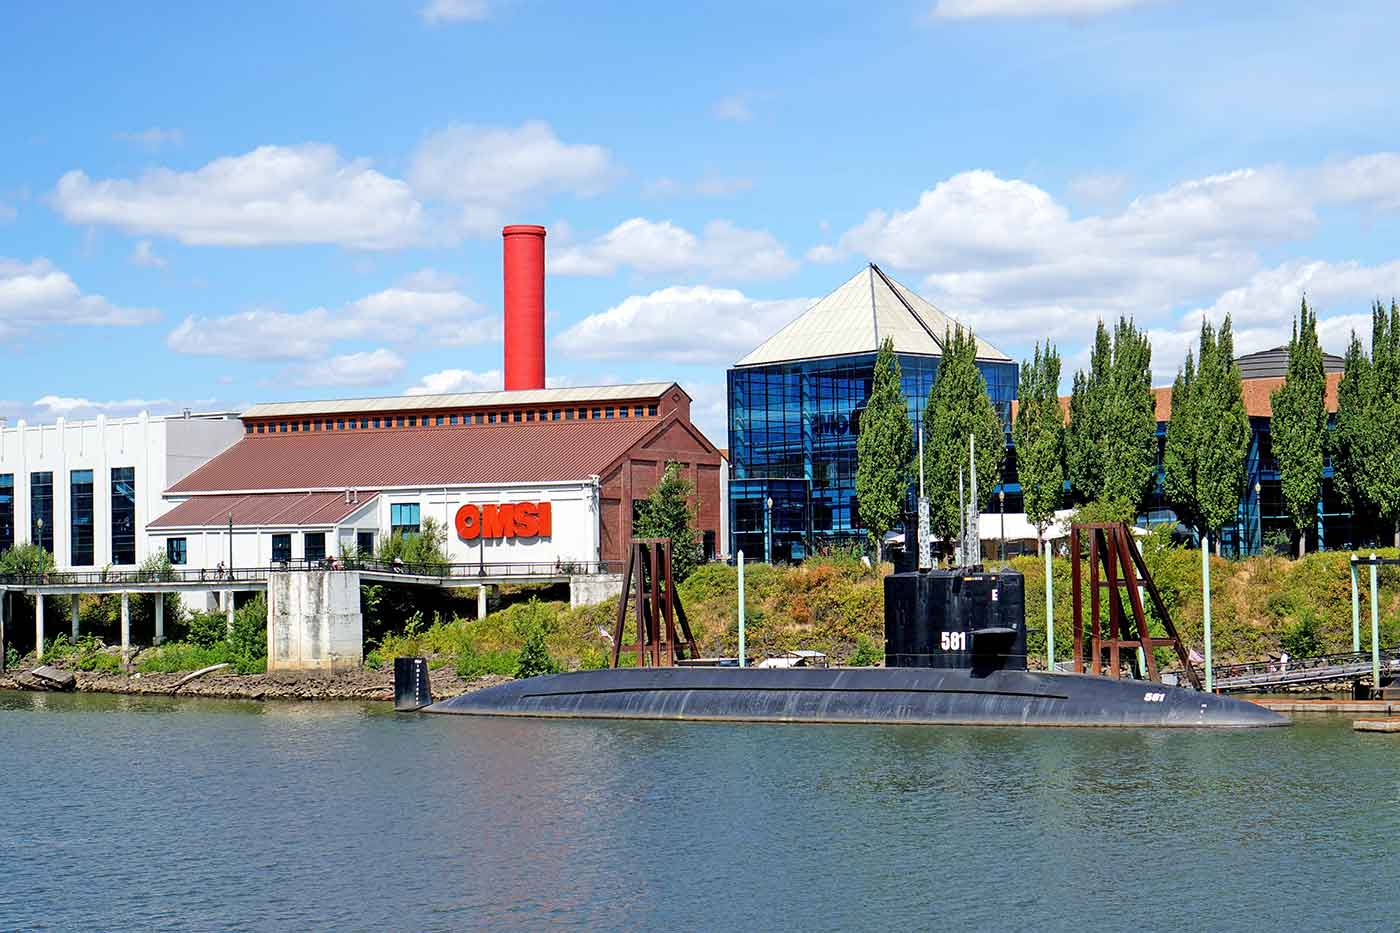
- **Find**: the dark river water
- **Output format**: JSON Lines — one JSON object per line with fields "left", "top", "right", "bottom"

{"left": 2, "top": 692, "right": 1397, "bottom": 932}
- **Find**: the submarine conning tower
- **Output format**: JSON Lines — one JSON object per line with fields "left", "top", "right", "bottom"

{"left": 884, "top": 568, "right": 1028, "bottom": 674}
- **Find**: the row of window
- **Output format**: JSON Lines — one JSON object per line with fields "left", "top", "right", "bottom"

{"left": 165, "top": 531, "right": 331, "bottom": 566}
{"left": 0, "top": 468, "right": 136, "bottom": 565}
{"left": 248, "top": 404, "right": 661, "bottom": 435}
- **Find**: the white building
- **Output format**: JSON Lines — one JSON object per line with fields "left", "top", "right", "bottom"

{"left": 0, "top": 412, "right": 244, "bottom": 570}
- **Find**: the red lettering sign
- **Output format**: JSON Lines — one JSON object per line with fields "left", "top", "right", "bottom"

{"left": 455, "top": 501, "right": 552, "bottom": 540}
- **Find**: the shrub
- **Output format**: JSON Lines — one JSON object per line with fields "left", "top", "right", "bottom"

{"left": 457, "top": 647, "right": 518, "bottom": 678}
{"left": 849, "top": 635, "right": 883, "bottom": 667}
{"left": 1280, "top": 610, "right": 1324, "bottom": 658}
{"left": 514, "top": 626, "right": 561, "bottom": 678}
{"left": 188, "top": 610, "right": 227, "bottom": 649}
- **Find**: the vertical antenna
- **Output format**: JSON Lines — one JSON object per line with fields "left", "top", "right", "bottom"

{"left": 968, "top": 433, "right": 979, "bottom": 568}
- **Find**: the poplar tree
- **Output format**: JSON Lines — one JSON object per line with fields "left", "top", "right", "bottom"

{"left": 1011, "top": 342, "right": 1065, "bottom": 552}
{"left": 1165, "top": 316, "right": 1250, "bottom": 548}
{"left": 922, "top": 326, "right": 1004, "bottom": 542}
{"left": 1066, "top": 318, "right": 1156, "bottom": 515}
{"left": 1270, "top": 299, "right": 1327, "bottom": 557}
{"left": 855, "top": 338, "right": 913, "bottom": 563}
{"left": 1334, "top": 300, "right": 1400, "bottom": 546}
{"left": 634, "top": 462, "right": 702, "bottom": 580}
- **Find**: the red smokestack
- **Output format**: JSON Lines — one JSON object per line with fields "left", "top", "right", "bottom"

{"left": 503, "top": 224, "right": 547, "bottom": 391}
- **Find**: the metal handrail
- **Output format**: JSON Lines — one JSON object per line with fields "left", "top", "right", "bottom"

{"left": 0, "top": 559, "right": 620, "bottom": 587}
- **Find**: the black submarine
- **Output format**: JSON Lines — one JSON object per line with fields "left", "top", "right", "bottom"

{"left": 398, "top": 561, "right": 1286, "bottom": 729}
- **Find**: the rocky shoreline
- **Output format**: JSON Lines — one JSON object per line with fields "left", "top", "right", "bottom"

{"left": 0, "top": 664, "right": 510, "bottom": 702}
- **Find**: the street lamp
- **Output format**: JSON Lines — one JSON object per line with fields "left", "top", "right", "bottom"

{"left": 998, "top": 490, "right": 1005, "bottom": 564}
{"left": 764, "top": 496, "right": 774, "bottom": 565}
{"left": 1252, "top": 481, "right": 1261, "bottom": 555}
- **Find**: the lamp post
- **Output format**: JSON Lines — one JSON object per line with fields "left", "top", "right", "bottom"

{"left": 764, "top": 496, "right": 773, "bottom": 564}
{"left": 227, "top": 513, "right": 234, "bottom": 575}
{"left": 998, "top": 489, "right": 1005, "bottom": 564}
{"left": 1253, "top": 481, "right": 1261, "bottom": 555}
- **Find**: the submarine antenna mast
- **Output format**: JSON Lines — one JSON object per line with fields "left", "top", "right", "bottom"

{"left": 918, "top": 426, "right": 931, "bottom": 570}
{"left": 958, "top": 466, "right": 965, "bottom": 569}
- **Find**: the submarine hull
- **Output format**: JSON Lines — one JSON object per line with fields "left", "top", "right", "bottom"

{"left": 424, "top": 666, "right": 1287, "bottom": 728}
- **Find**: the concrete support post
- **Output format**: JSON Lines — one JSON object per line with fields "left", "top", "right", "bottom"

{"left": 155, "top": 595, "right": 165, "bottom": 646}
{"left": 1045, "top": 545, "right": 1055, "bottom": 671}
{"left": 737, "top": 550, "right": 746, "bottom": 667}
{"left": 1350, "top": 555, "right": 1361, "bottom": 653}
{"left": 120, "top": 592, "right": 130, "bottom": 666}
{"left": 0, "top": 591, "right": 7, "bottom": 672}
{"left": 36, "top": 594, "right": 45, "bottom": 662}
{"left": 1370, "top": 555, "right": 1380, "bottom": 692}
{"left": 71, "top": 596, "right": 80, "bottom": 641}
{"left": 225, "top": 591, "right": 235, "bottom": 635}
{"left": 477, "top": 585, "right": 487, "bottom": 621}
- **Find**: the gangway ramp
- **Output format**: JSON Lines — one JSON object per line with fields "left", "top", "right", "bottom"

{"left": 1209, "top": 648, "right": 1400, "bottom": 692}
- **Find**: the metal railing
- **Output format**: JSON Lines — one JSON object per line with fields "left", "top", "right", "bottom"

{"left": 1205, "top": 647, "right": 1400, "bottom": 690}
{"left": 0, "top": 558, "right": 620, "bottom": 588}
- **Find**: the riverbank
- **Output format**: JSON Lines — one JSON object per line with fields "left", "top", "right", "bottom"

{"left": 0, "top": 664, "right": 509, "bottom": 701}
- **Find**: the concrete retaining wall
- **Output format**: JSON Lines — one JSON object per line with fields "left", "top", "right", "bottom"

{"left": 570, "top": 573, "right": 623, "bottom": 608}
{"left": 267, "top": 571, "right": 363, "bottom": 673}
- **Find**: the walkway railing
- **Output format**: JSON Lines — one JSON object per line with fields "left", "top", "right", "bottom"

{"left": 1206, "top": 647, "right": 1400, "bottom": 691}
{"left": 0, "top": 559, "right": 620, "bottom": 589}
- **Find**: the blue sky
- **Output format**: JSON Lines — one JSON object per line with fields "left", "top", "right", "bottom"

{"left": 4, "top": 0, "right": 1400, "bottom": 443}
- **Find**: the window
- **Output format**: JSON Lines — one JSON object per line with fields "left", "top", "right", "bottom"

{"left": 302, "top": 421, "right": 310, "bottom": 432}
{"left": 605, "top": 407, "right": 615, "bottom": 418}
{"left": 337, "top": 420, "right": 346, "bottom": 430}
{"left": 450, "top": 415, "right": 459, "bottom": 425}
{"left": 488, "top": 413, "right": 498, "bottom": 424}
{"left": 391, "top": 503, "right": 421, "bottom": 537}
{"left": 565, "top": 409, "right": 574, "bottom": 421}
{"left": 619, "top": 407, "right": 628, "bottom": 417}
{"left": 291, "top": 421, "right": 300, "bottom": 432}
{"left": 111, "top": 467, "right": 136, "bottom": 564}
{"left": 70, "top": 469, "right": 94, "bottom": 566}
{"left": 356, "top": 531, "right": 376, "bottom": 555}
{"left": 272, "top": 534, "right": 292, "bottom": 564}
{"left": 648, "top": 405, "right": 658, "bottom": 416}
{"left": 371, "top": 418, "right": 381, "bottom": 429}
{"left": 436, "top": 416, "right": 445, "bottom": 426}
{"left": 245, "top": 423, "right": 254, "bottom": 434}
{"left": 0, "top": 473, "right": 12, "bottom": 553}
{"left": 577, "top": 408, "right": 587, "bottom": 419}
{"left": 513, "top": 411, "right": 522, "bottom": 423}
{"left": 635, "top": 406, "right": 644, "bottom": 417}
{"left": 167, "top": 537, "right": 187, "bottom": 565}
{"left": 552, "top": 409, "right": 561, "bottom": 421}
{"left": 304, "top": 532, "right": 326, "bottom": 563}
{"left": 525, "top": 411, "right": 535, "bottom": 422}
{"left": 592, "top": 408, "right": 602, "bottom": 419}
{"left": 396, "top": 416, "right": 405, "bottom": 427}
{"left": 313, "top": 420, "right": 321, "bottom": 431}
{"left": 256, "top": 424, "right": 265, "bottom": 434}
{"left": 348, "top": 419, "right": 357, "bottom": 430}
{"left": 278, "top": 422, "right": 288, "bottom": 433}
{"left": 408, "top": 416, "right": 418, "bottom": 427}
{"left": 703, "top": 530, "right": 717, "bottom": 561}
{"left": 31, "top": 472, "right": 54, "bottom": 554}
{"left": 359, "top": 419, "right": 369, "bottom": 430}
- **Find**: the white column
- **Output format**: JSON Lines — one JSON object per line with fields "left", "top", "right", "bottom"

{"left": 225, "top": 591, "right": 235, "bottom": 634}
{"left": 154, "top": 594, "right": 165, "bottom": 646}
{"left": 0, "top": 591, "right": 7, "bottom": 670}
{"left": 477, "top": 585, "right": 487, "bottom": 620}
{"left": 120, "top": 592, "right": 130, "bottom": 665}
{"left": 35, "top": 593, "right": 45, "bottom": 661}
{"left": 71, "top": 596, "right": 80, "bottom": 640}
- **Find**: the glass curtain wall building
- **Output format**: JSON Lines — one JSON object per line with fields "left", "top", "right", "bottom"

{"left": 728, "top": 265, "right": 1017, "bottom": 561}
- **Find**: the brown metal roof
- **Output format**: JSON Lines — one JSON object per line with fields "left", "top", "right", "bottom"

{"left": 149, "top": 492, "right": 378, "bottom": 529}
{"left": 167, "top": 418, "right": 661, "bottom": 494}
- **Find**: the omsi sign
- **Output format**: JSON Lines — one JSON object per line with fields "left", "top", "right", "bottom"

{"left": 455, "top": 502, "right": 552, "bottom": 540}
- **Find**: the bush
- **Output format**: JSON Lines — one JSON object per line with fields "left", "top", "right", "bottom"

{"left": 456, "top": 646, "right": 518, "bottom": 678}
{"left": 848, "top": 635, "right": 883, "bottom": 667}
{"left": 229, "top": 594, "right": 268, "bottom": 662}
{"left": 514, "top": 626, "right": 561, "bottom": 678}
{"left": 1280, "top": 610, "right": 1324, "bottom": 657}
{"left": 187, "top": 610, "right": 227, "bottom": 649}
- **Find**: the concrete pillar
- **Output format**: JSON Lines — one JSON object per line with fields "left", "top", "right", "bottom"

{"left": 225, "top": 591, "right": 235, "bottom": 634}
{"left": 120, "top": 592, "right": 130, "bottom": 665}
{"left": 267, "top": 571, "right": 363, "bottom": 673}
{"left": 154, "top": 594, "right": 165, "bottom": 646}
{"left": 71, "top": 596, "right": 80, "bottom": 641}
{"left": 477, "top": 584, "right": 487, "bottom": 620}
{"left": 0, "top": 591, "right": 7, "bottom": 671}
{"left": 36, "top": 594, "right": 45, "bottom": 662}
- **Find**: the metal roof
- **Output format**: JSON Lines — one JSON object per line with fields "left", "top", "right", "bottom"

{"left": 734, "top": 265, "right": 1010, "bottom": 367}
{"left": 241, "top": 383, "right": 681, "bottom": 419}
{"left": 1235, "top": 347, "right": 1345, "bottom": 380}
{"left": 150, "top": 492, "right": 378, "bottom": 529}
{"left": 167, "top": 417, "right": 665, "bottom": 494}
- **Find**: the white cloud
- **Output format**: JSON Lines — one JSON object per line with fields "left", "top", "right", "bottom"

{"left": 30, "top": 395, "right": 213, "bottom": 419}
{"left": 113, "top": 127, "right": 184, "bottom": 151}
{"left": 712, "top": 94, "right": 753, "bottom": 122}
{"left": 552, "top": 218, "right": 798, "bottom": 281}
{"left": 930, "top": 0, "right": 1161, "bottom": 18}
{"left": 0, "top": 257, "right": 159, "bottom": 340}
{"left": 1317, "top": 153, "right": 1400, "bottom": 211}
{"left": 294, "top": 349, "right": 407, "bottom": 387}
{"left": 404, "top": 367, "right": 503, "bottom": 395}
{"left": 557, "top": 285, "right": 811, "bottom": 364}
{"left": 54, "top": 144, "right": 424, "bottom": 249}
{"left": 409, "top": 121, "right": 612, "bottom": 233}
{"left": 804, "top": 244, "right": 844, "bottom": 264}
{"left": 421, "top": 0, "right": 489, "bottom": 23}
{"left": 129, "top": 240, "right": 167, "bottom": 268}
{"left": 0, "top": 202, "right": 16, "bottom": 223}
{"left": 166, "top": 273, "right": 489, "bottom": 361}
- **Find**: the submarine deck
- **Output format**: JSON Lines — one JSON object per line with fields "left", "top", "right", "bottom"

{"left": 425, "top": 667, "right": 1288, "bottom": 728}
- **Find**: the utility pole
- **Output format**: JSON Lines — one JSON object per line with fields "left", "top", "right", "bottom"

{"left": 737, "top": 550, "right": 746, "bottom": 668}
{"left": 917, "top": 425, "right": 930, "bottom": 570}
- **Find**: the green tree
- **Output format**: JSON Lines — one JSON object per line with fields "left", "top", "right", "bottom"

{"left": 855, "top": 337, "right": 913, "bottom": 563}
{"left": 514, "top": 625, "right": 561, "bottom": 678}
{"left": 0, "top": 543, "right": 54, "bottom": 577}
{"left": 1334, "top": 300, "right": 1400, "bottom": 547}
{"left": 1270, "top": 298, "right": 1328, "bottom": 556}
{"left": 634, "top": 461, "right": 703, "bottom": 580}
{"left": 1066, "top": 318, "right": 1156, "bottom": 514}
{"left": 1011, "top": 342, "right": 1065, "bottom": 552}
{"left": 1066, "top": 321, "right": 1111, "bottom": 502}
{"left": 921, "top": 326, "right": 1005, "bottom": 543}
{"left": 1164, "top": 316, "right": 1251, "bottom": 550}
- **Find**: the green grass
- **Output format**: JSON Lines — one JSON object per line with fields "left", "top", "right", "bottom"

{"left": 136, "top": 641, "right": 267, "bottom": 675}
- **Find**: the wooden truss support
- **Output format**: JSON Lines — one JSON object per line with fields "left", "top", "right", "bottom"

{"left": 1070, "top": 523, "right": 1202, "bottom": 690}
{"left": 610, "top": 538, "right": 699, "bottom": 668}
